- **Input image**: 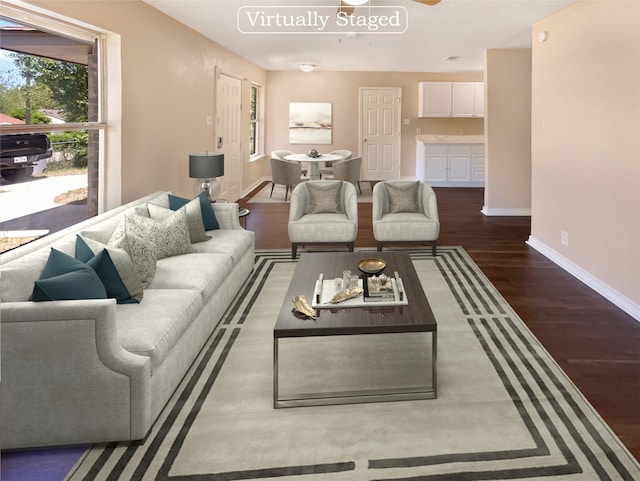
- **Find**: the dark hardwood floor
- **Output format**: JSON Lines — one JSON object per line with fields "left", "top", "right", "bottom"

{"left": 239, "top": 183, "right": 640, "bottom": 461}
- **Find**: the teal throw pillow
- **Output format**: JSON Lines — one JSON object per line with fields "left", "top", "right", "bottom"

{"left": 30, "top": 248, "right": 107, "bottom": 302}
{"left": 169, "top": 192, "right": 219, "bottom": 231}
{"left": 76, "top": 236, "right": 143, "bottom": 304}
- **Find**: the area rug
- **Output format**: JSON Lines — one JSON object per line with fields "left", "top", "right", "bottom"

{"left": 248, "top": 181, "right": 373, "bottom": 203}
{"left": 66, "top": 247, "right": 640, "bottom": 481}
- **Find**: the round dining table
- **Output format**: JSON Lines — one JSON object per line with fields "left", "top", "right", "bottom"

{"left": 284, "top": 153, "right": 343, "bottom": 181}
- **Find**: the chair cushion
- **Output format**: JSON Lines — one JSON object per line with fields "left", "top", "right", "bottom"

{"left": 385, "top": 181, "right": 421, "bottom": 213}
{"left": 289, "top": 213, "right": 357, "bottom": 243}
{"left": 307, "top": 181, "right": 344, "bottom": 214}
{"left": 374, "top": 213, "right": 440, "bottom": 241}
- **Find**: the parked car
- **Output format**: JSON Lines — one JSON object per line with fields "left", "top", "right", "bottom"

{"left": 0, "top": 133, "right": 53, "bottom": 183}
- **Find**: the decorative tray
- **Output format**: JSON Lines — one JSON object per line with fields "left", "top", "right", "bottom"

{"left": 311, "top": 276, "right": 408, "bottom": 309}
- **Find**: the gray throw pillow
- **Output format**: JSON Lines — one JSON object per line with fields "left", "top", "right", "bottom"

{"left": 147, "top": 198, "right": 209, "bottom": 244}
{"left": 307, "top": 181, "right": 344, "bottom": 214}
{"left": 385, "top": 181, "right": 421, "bottom": 213}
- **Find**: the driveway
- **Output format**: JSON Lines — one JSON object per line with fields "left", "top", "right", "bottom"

{"left": 0, "top": 174, "right": 88, "bottom": 223}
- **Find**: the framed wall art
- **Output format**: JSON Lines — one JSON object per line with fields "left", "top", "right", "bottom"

{"left": 289, "top": 101, "right": 332, "bottom": 144}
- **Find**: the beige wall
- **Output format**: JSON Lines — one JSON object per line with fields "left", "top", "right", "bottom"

{"left": 531, "top": 0, "right": 640, "bottom": 309}
{"left": 27, "top": 0, "right": 268, "bottom": 205}
{"left": 265, "top": 71, "right": 483, "bottom": 178}
{"left": 483, "top": 49, "right": 532, "bottom": 215}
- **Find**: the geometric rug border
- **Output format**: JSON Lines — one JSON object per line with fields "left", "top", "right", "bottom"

{"left": 66, "top": 247, "right": 640, "bottom": 481}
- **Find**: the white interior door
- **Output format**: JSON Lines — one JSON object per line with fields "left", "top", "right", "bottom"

{"left": 360, "top": 88, "right": 401, "bottom": 181}
{"left": 216, "top": 72, "right": 242, "bottom": 201}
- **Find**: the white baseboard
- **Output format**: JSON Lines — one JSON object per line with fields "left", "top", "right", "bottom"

{"left": 481, "top": 206, "right": 532, "bottom": 216}
{"left": 243, "top": 176, "right": 270, "bottom": 198}
{"left": 526, "top": 236, "right": 640, "bottom": 323}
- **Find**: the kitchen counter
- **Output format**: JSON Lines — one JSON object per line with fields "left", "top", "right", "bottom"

{"left": 416, "top": 134, "right": 484, "bottom": 144}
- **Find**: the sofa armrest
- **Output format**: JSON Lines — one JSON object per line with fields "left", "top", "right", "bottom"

{"left": 1, "top": 299, "right": 151, "bottom": 448}
{"left": 212, "top": 202, "right": 242, "bottom": 230}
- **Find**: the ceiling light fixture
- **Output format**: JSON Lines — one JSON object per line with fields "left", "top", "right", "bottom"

{"left": 342, "top": 0, "right": 368, "bottom": 5}
{"left": 299, "top": 64, "right": 316, "bottom": 72}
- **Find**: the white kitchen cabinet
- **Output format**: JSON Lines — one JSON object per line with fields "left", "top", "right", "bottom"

{"left": 416, "top": 141, "right": 484, "bottom": 187}
{"left": 418, "top": 82, "right": 452, "bottom": 117}
{"left": 451, "top": 82, "right": 484, "bottom": 118}
{"left": 418, "top": 81, "right": 484, "bottom": 118}
{"left": 471, "top": 144, "right": 485, "bottom": 183}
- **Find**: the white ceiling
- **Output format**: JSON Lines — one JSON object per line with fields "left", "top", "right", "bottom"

{"left": 143, "top": 0, "right": 577, "bottom": 72}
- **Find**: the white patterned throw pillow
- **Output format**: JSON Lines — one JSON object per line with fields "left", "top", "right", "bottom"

{"left": 110, "top": 210, "right": 195, "bottom": 260}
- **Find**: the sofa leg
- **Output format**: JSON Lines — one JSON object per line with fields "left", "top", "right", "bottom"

{"left": 377, "top": 242, "right": 383, "bottom": 252}
{"left": 291, "top": 243, "right": 297, "bottom": 259}
{"left": 432, "top": 242, "right": 437, "bottom": 256}
{"left": 348, "top": 242, "right": 354, "bottom": 252}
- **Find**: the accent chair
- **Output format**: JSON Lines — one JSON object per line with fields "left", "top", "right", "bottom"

{"left": 372, "top": 180, "right": 440, "bottom": 256}
{"left": 288, "top": 180, "right": 358, "bottom": 259}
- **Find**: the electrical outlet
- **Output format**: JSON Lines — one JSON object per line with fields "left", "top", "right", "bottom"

{"left": 561, "top": 230, "right": 569, "bottom": 246}
{"left": 206, "top": 115, "right": 213, "bottom": 126}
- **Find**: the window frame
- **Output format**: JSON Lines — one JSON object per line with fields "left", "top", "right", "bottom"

{"left": 249, "top": 82, "right": 264, "bottom": 162}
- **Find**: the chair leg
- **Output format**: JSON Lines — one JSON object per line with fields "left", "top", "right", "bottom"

{"left": 285, "top": 185, "right": 289, "bottom": 202}
{"left": 291, "top": 243, "right": 298, "bottom": 259}
{"left": 357, "top": 181, "right": 362, "bottom": 195}
{"left": 270, "top": 183, "right": 275, "bottom": 198}
{"left": 377, "top": 242, "right": 383, "bottom": 252}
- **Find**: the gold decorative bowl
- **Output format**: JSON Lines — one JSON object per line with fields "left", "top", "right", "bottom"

{"left": 357, "top": 258, "right": 386, "bottom": 275}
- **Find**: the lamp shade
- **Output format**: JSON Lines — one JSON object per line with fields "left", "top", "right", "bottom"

{"left": 189, "top": 152, "right": 224, "bottom": 179}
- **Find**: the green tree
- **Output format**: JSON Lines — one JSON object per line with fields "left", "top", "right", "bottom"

{"left": 10, "top": 52, "right": 87, "bottom": 122}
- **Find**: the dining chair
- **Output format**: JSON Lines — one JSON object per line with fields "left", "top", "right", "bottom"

{"left": 331, "top": 156, "right": 362, "bottom": 194}
{"left": 319, "top": 149, "right": 352, "bottom": 179}
{"left": 271, "top": 150, "right": 307, "bottom": 177}
{"left": 270, "top": 157, "right": 303, "bottom": 202}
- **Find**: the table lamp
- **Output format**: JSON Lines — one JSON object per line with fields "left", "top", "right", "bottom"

{"left": 189, "top": 152, "right": 224, "bottom": 202}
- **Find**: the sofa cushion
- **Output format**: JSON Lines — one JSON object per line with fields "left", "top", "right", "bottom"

{"left": 110, "top": 211, "right": 195, "bottom": 260}
{"left": 29, "top": 248, "right": 108, "bottom": 302}
{"left": 385, "top": 181, "right": 421, "bottom": 213}
{"left": 169, "top": 192, "right": 219, "bottom": 231}
{"left": 116, "top": 289, "right": 202, "bottom": 373}
{"left": 76, "top": 236, "right": 143, "bottom": 303}
{"left": 147, "top": 253, "right": 233, "bottom": 301}
{"left": 190, "top": 229, "right": 254, "bottom": 265}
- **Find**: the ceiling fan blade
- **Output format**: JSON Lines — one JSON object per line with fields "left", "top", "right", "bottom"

{"left": 338, "top": 1, "right": 355, "bottom": 16}
{"left": 414, "top": 0, "right": 442, "bottom": 5}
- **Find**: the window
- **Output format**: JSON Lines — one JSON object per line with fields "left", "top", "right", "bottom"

{"left": 249, "top": 83, "right": 262, "bottom": 158}
{"left": 0, "top": 2, "right": 106, "bottom": 250}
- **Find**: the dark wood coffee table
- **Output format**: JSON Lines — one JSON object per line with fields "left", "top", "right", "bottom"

{"left": 274, "top": 251, "right": 437, "bottom": 408}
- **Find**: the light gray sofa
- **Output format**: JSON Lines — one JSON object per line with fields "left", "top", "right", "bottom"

{"left": 0, "top": 191, "right": 255, "bottom": 449}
